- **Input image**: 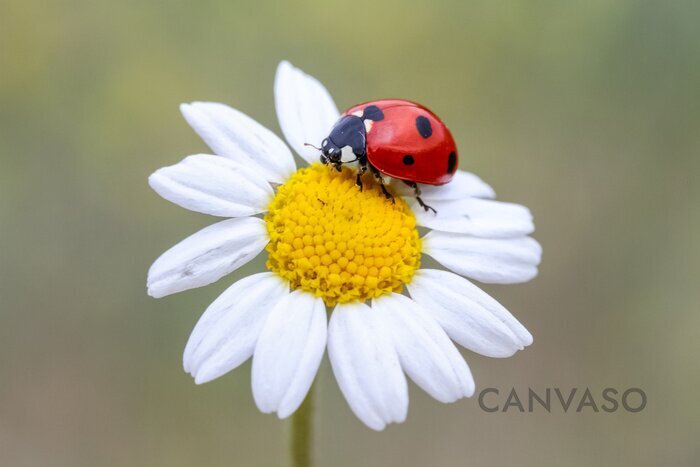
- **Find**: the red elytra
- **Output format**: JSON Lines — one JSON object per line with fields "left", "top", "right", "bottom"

{"left": 343, "top": 99, "right": 458, "bottom": 185}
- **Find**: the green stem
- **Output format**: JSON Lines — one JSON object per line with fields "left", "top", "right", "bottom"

{"left": 290, "top": 384, "right": 314, "bottom": 467}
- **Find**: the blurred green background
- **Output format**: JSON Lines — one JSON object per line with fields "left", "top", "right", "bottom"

{"left": 1, "top": 0, "right": 699, "bottom": 466}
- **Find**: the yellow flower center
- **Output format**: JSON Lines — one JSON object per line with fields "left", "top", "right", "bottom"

{"left": 264, "top": 164, "right": 421, "bottom": 306}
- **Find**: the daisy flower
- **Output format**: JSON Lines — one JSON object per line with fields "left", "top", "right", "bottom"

{"left": 147, "top": 61, "right": 542, "bottom": 431}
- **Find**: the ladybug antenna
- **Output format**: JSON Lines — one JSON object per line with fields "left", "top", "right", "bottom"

{"left": 304, "top": 142, "right": 322, "bottom": 151}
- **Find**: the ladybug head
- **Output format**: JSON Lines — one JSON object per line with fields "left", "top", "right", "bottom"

{"left": 320, "top": 137, "right": 343, "bottom": 165}
{"left": 320, "top": 114, "right": 369, "bottom": 168}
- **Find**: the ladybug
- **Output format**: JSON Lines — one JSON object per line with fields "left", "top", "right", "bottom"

{"left": 319, "top": 99, "right": 458, "bottom": 213}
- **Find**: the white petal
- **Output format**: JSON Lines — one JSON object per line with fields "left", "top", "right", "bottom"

{"left": 393, "top": 170, "right": 495, "bottom": 200}
{"left": 423, "top": 232, "right": 542, "bottom": 284}
{"left": 408, "top": 269, "right": 532, "bottom": 357}
{"left": 412, "top": 197, "right": 534, "bottom": 237}
{"left": 373, "top": 294, "right": 474, "bottom": 402}
{"left": 147, "top": 217, "right": 268, "bottom": 298}
{"left": 327, "top": 302, "right": 408, "bottom": 431}
{"left": 184, "top": 273, "right": 288, "bottom": 383}
{"left": 274, "top": 61, "right": 340, "bottom": 165}
{"left": 149, "top": 154, "right": 273, "bottom": 217}
{"left": 252, "top": 291, "right": 326, "bottom": 418}
{"left": 180, "top": 102, "right": 296, "bottom": 184}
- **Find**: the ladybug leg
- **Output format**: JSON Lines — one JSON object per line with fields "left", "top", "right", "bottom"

{"left": 380, "top": 183, "right": 395, "bottom": 204}
{"left": 416, "top": 196, "right": 437, "bottom": 214}
{"left": 355, "top": 155, "right": 368, "bottom": 191}
{"left": 404, "top": 181, "right": 437, "bottom": 214}
{"left": 355, "top": 166, "right": 367, "bottom": 191}
{"left": 370, "top": 165, "right": 395, "bottom": 204}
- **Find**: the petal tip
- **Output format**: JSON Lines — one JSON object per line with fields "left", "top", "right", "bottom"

{"left": 193, "top": 375, "right": 207, "bottom": 385}
{"left": 366, "top": 421, "right": 387, "bottom": 432}
{"left": 147, "top": 172, "right": 161, "bottom": 192}
{"left": 277, "top": 59, "right": 292, "bottom": 71}
{"left": 146, "top": 284, "right": 164, "bottom": 299}
{"left": 276, "top": 406, "right": 295, "bottom": 420}
{"left": 179, "top": 102, "right": 196, "bottom": 119}
{"left": 193, "top": 369, "right": 218, "bottom": 385}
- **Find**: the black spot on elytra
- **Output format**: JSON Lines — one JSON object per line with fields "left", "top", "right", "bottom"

{"left": 362, "top": 105, "right": 384, "bottom": 121}
{"left": 416, "top": 116, "right": 432, "bottom": 138}
{"left": 447, "top": 151, "right": 457, "bottom": 173}
{"left": 403, "top": 154, "right": 415, "bottom": 165}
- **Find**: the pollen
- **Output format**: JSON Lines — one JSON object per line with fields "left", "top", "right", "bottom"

{"left": 264, "top": 164, "right": 421, "bottom": 306}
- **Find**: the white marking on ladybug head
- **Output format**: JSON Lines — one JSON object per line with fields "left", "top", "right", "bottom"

{"left": 351, "top": 110, "right": 363, "bottom": 117}
{"left": 364, "top": 119, "right": 374, "bottom": 133}
{"left": 340, "top": 145, "right": 357, "bottom": 164}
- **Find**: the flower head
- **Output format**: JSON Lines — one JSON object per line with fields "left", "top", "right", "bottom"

{"left": 147, "top": 61, "right": 542, "bottom": 430}
{"left": 265, "top": 164, "right": 421, "bottom": 306}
